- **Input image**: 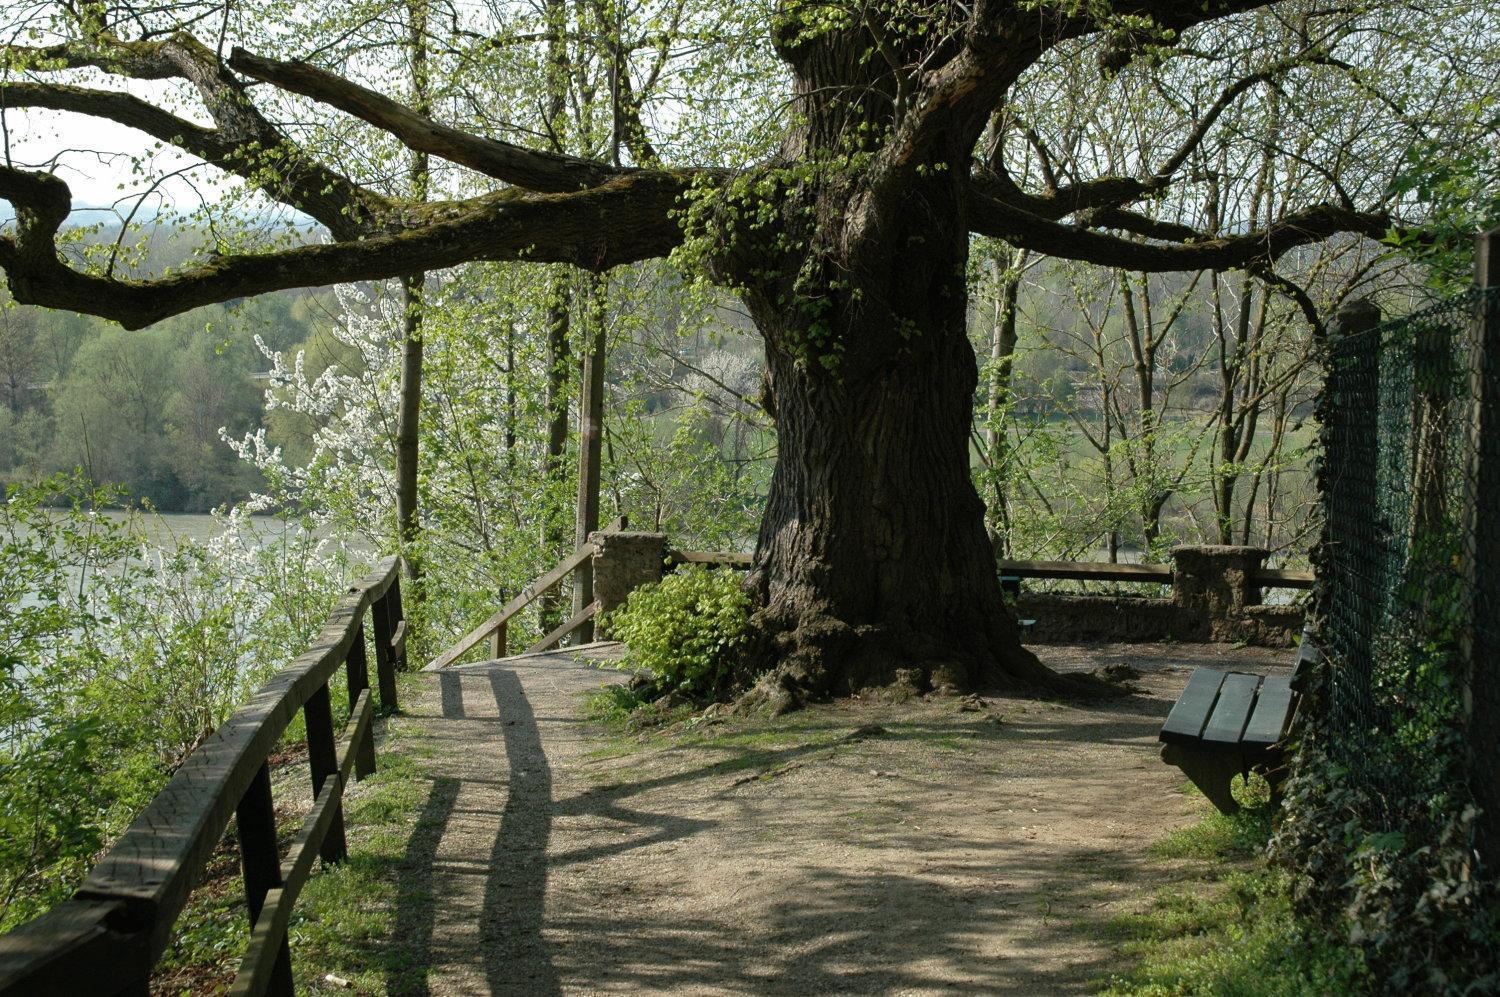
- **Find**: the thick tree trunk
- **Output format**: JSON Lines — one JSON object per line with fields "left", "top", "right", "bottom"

{"left": 730, "top": 182, "right": 1073, "bottom": 700}
{"left": 742, "top": 320, "right": 1061, "bottom": 697}
{"left": 709, "top": 14, "right": 1098, "bottom": 705}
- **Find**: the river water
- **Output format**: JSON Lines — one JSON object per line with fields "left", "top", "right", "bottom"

{"left": 7, "top": 510, "right": 356, "bottom": 612}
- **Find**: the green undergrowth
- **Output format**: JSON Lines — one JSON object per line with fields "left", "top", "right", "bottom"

{"left": 1101, "top": 776, "right": 1370, "bottom": 996}
{"left": 602, "top": 565, "right": 750, "bottom": 700}
{"left": 152, "top": 672, "right": 431, "bottom": 995}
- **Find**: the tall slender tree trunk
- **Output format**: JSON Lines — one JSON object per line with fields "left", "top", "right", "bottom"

{"left": 503, "top": 319, "right": 517, "bottom": 472}
{"left": 397, "top": 275, "right": 423, "bottom": 571}
{"left": 395, "top": 0, "right": 430, "bottom": 579}
{"left": 984, "top": 248, "right": 1024, "bottom": 554}
{"left": 537, "top": 0, "right": 575, "bottom": 631}
{"left": 572, "top": 276, "right": 607, "bottom": 640}
{"left": 538, "top": 279, "right": 571, "bottom": 632}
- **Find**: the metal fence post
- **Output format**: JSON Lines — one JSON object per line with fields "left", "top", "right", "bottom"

{"left": 1320, "top": 298, "right": 1383, "bottom": 718}
{"left": 1463, "top": 227, "right": 1500, "bottom": 860}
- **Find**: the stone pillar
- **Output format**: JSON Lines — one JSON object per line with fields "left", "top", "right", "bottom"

{"left": 589, "top": 531, "right": 668, "bottom": 632}
{"left": 1170, "top": 545, "right": 1270, "bottom": 640}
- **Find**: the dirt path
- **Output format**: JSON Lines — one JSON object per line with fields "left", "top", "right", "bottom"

{"left": 384, "top": 643, "right": 1288, "bottom": 995}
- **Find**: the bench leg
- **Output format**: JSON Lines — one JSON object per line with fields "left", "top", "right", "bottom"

{"left": 1161, "top": 744, "right": 1243, "bottom": 815}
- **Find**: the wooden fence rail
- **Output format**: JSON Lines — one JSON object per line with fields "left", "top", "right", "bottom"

{"left": 0, "top": 556, "right": 409, "bottom": 997}
{"left": 426, "top": 516, "right": 626, "bottom": 670}
{"left": 998, "top": 559, "right": 1315, "bottom": 590}
{"left": 663, "top": 551, "right": 1315, "bottom": 591}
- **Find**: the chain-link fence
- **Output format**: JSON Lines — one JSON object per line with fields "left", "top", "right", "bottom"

{"left": 1285, "top": 271, "right": 1500, "bottom": 988}
{"left": 1319, "top": 288, "right": 1494, "bottom": 811}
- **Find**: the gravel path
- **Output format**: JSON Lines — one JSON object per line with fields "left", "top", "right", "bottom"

{"left": 387, "top": 642, "right": 1288, "bottom": 995}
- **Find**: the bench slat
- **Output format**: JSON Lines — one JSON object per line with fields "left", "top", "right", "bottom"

{"left": 1291, "top": 634, "right": 1319, "bottom": 693}
{"left": 1242, "top": 675, "right": 1295, "bottom": 748}
{"left": 1160, "top": 669, "right": 1225, "bottom": 745}
{"left": 1203, "top": 673, "right": 1260, "bottom": 746}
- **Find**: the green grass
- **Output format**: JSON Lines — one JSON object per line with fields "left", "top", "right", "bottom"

{"left": 1150, "top": 777, "right": 1275, "bottom": 861}
{"left": 288, "top": 672, "right": 433, "bottom": 992}
{"left": 1100, "top": 871, "right": 1368, "bottom": 997}
{"left": 1100, "top": 776, "right": 1369, "bottom": 996}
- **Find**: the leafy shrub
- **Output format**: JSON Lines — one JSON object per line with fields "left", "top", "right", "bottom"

{"left": 1271, "top": 742, "right": 1498, "bottom": 995}
{"left": 605, "top": 566, "right": 750, "bottom": 699}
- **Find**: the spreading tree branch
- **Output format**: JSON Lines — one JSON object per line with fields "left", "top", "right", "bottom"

{"left": 0, "top": 80, "right": 389, "bottom": 234}
{"left": 226, "top": 48, "right": 625, "bottom": 192}
{"left": 0, "top": 165, "right": 691, "bottom": 328}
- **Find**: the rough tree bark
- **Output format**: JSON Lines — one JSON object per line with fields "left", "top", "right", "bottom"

{"left": 741, "top": 290, "right": 1064, "bottom": 696}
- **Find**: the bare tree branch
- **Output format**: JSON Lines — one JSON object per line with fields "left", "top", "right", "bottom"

{"left": 969, "top": 190, "right": 1391, "bottom": 273}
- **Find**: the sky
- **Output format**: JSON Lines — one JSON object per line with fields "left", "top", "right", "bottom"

{"left": 2, "top": 81, "right": 229, "bottom": 219}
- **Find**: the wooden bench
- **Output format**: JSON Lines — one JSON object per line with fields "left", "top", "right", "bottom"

{"left": 1158, "top": 640, "right": 1315, "bottom": 814}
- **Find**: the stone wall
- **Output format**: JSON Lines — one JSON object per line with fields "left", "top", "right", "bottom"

{"left": 1015, "top": 545, "right": 1304, "bottom": 647}
{"left": 589, "top": 535, "right": 1305, "bottom": 648}
{"left": 589, "top": 530, "right": 668, "bottom": 635}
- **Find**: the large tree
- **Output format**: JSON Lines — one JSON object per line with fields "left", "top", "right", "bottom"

{"left": 0, "top": 0, "right": 1434, "bottom": 697}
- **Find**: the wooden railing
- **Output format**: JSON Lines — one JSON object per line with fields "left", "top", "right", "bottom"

{"left": 665, "top": 549, "right": 753, "bottom": 568}
{"left": 0, "top": 556, "right": 409, "bottom": 997}
{"left": 662, "top": 551, "right": 1314, "bottom": 591}
{"left": 998, "top": 559, "right": 1315, "bottom": 590}
{"left": 426, "top": 516, "right": 626, "bottom": 670}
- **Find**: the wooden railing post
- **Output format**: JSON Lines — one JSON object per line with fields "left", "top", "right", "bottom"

{"left": 345, "top": 623, "right": 376, "bottom": 779}
{"left": 388, "top": 575, "right": 408, "bottom": 672}
{"left": 302, "top": 684, "right": 348, "bottom": 865}
{"left": 0, "top": 556, "right": 404, "bottom": 996}
{"left": 490, "top": 618, "right": 507, "bottom": 659}
{"left": 371, "top": 591, "right": 399, "bottom": 713}
{"left": 235, "top": 763, "right": 293, "bottom": 996}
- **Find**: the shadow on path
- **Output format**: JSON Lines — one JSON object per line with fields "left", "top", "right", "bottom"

{"left": 440, "top": 670, "right": 466, "bottom": 719}
{"left": 387, "top": 775, "right": 460, "bottom": 995}
{"left": 383, "top": 651, "right": 1212, "bottom": 993}
{"left": 483, "top": 669, "right": 561, "bottom": 995}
